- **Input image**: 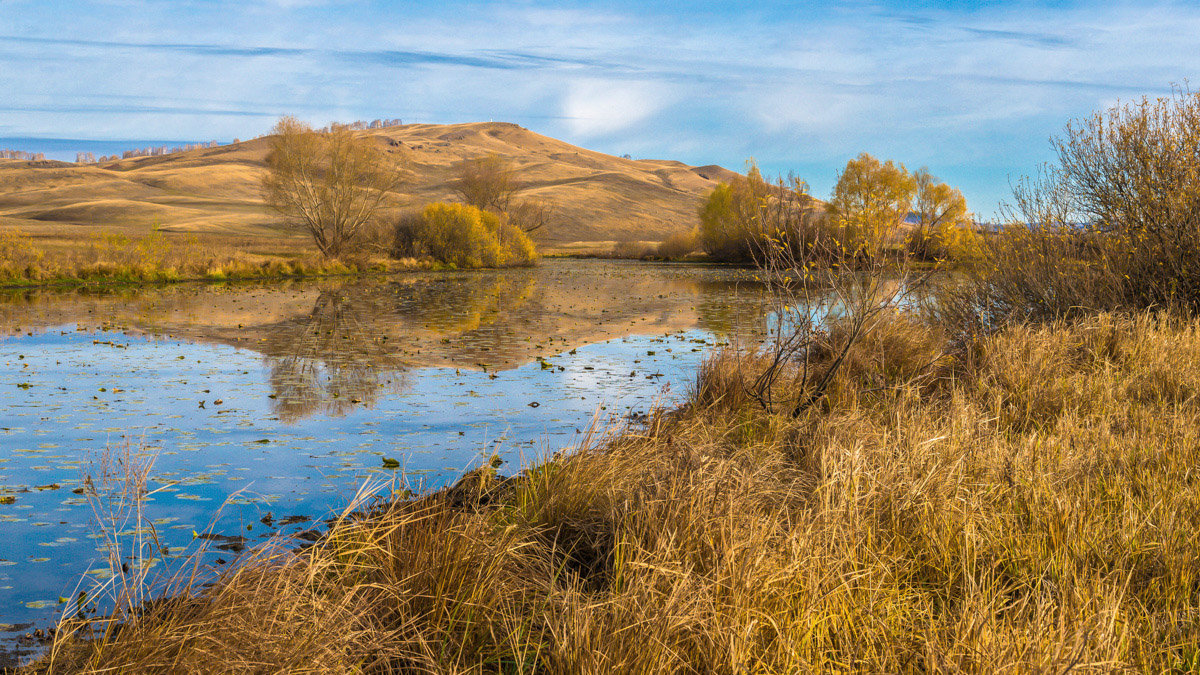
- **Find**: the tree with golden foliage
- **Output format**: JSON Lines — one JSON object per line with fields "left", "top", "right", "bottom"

{"left": 907, "top": 168, "right": 977, "bottom": 260}
{"left": 262, "top": 117, "right": 405, "bottom": 257}
{"left": 827, "top": 153, "right": 915, "bottom": 258}
{"left": 697, "top": 163, "right": 824, "bottom": 263}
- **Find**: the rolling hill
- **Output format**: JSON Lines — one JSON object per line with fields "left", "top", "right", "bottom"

{"left": 0, "top": 122, "right": 739, "bottom": 251}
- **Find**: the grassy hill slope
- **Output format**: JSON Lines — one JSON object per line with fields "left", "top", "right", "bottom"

{"left": 0, "top": 122, "right": 737, "bottom": 251}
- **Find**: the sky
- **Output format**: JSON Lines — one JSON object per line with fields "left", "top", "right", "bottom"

{"left": 1, "top": 0, "right": 1198, "bottom": 219}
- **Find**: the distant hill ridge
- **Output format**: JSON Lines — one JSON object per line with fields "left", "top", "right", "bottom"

{"left": 0, "top": 122, "right": 739, "bottom": 245}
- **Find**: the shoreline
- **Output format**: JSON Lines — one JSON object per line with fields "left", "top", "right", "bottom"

{"left": 21, "top": 309, "right": 1200, "bottom": 672}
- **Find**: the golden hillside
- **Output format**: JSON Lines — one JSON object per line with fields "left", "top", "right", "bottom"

{"left": 0, "top": 122, "right": 738, "bottom": 250}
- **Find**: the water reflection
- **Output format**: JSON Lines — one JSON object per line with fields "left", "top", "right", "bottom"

{"left": 0, "top": 261, "right": 771, "bottom": 424}
{"left": 262, "top": 289, "right": 413, "bottom": 422}
{"left": 0, "top": 260, "right": 775, "bottom": 643}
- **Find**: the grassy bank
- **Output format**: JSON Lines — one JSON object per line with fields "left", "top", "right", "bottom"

{"left": 31, "top": 309, "right": 1200, "bottom": 673}
{"left": 0, "top": 228, "right": 437, "bottom": 288}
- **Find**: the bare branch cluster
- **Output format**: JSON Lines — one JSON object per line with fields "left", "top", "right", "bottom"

{"left": 452, "top": 155, "right": 551, "bottom": 234}
{"left": 262, "top": 117, "right": 407, "bottom": 258}
{"left": 732, "top": 221, "right": 931, "bottom": 416}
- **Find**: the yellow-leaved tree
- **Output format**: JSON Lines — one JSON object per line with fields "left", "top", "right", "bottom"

{"left": 908, "top": 168, "right": 977, "bottom": 261}
{"left": 827, "top": 153, "right": 915, "bottom": 259}
{"left": 697, "top": 164, "right": 774, "bottom": 262}
{"left": 697, "top": 163, "right": 822, "bottom": 263}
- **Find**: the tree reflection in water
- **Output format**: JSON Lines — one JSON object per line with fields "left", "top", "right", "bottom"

{"left": 259, "top": 274, "right": 538, "bottom": 422}
{"left": 263, "top": 288, "right": 411, "bottom": 422}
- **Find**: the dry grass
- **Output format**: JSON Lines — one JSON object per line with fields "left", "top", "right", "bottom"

{"left": 29, "top": 310, "right": 1200, "bottom": 673}
{"left": 0, "top": 227, "right": 421, "bottom": 286}
{"left": 0, "top": 122, "right": 727, "bottom": 247}
{"left": 605, "top": 229, "right": 699, "bottom": 261}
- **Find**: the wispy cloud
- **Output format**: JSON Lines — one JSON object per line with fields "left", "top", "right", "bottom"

{"left": 562, "top": 79, "right": 674, "bottom": 137}
{"left": 0, "top": 0, "right": 1198, "bottom": 216}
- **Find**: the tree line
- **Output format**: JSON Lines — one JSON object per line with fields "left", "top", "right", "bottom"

{"left": 696, "top": 155, "right": 975, "bottom": 266}
{"left": 0, "top": 150, "right": 46, "bottom": 160}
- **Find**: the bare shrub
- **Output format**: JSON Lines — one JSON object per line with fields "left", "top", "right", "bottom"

{"left": 953, "top": 87, "right": 1200, "bottom": 325}
{"left": 609, "top": 240, "right": 654, "bottom": 259}
{"left": 452, "top": 154, "right": 521, "bottom": 214}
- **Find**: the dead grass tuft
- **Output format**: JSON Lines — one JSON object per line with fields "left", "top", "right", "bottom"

{"left": 29, "top": 311, "right": 1200, "bottom": 672}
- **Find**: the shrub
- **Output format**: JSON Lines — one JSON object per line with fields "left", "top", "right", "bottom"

{"left": 951, "top": 88, "right": 1200, "bottom": 325}
{"left": 393, "top": 202, "right": 537, "bottom": 268}
{"left": 697, "top": 164, "right": 829, "bottom": 264}
{"left": 608, "top": 240, "right": 651, "bottom": 259}
{"left": 655, "top": 227, "right": 699, "bottom": 259}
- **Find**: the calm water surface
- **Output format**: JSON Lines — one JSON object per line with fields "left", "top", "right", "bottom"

{"left": 0, "top": 259, "right": 769, "bottom": 652}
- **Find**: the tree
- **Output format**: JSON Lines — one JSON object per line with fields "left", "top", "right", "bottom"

{"left": 907, "top": 168, "right": 975, "bottom": 260}
{"left": 452, "top": 154, "right": 521, "bottom": 214}
{"left": 506, "top": 198, "right": 552, "bottom": 235}
{"left": 451, "top": 154, "right": 552, "bottom": 234}
{"left": 827, "top": 153, "right": 915, "bottom": 258}
{"left": 262, "top": 116, "right": 405, "bottom": 258}
{"left": 698, "top": 163, "right": 826, "bottom": 264}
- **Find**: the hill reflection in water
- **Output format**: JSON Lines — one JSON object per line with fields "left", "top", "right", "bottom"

{"left": 2, "top": 260, "right": 769, "bottom": 423}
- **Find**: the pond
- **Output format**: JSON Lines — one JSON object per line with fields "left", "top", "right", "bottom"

{"left": 0, "top": 259, "right": 770, "bottom": 655}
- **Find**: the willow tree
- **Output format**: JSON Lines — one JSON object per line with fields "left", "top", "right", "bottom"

{"left": 828, "top": 153, "right": 915, "bottom": 259}
{"left": 907, "top": 168, "right": 975, "bottom": 260}
{"left": 262, "top": 117, "right": 405, "bottom": 257}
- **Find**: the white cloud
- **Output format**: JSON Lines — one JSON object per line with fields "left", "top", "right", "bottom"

{"left": 561, "top": 79, "right": 673, "bottom": 138}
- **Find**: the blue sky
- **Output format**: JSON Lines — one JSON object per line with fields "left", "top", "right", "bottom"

{"left": 1, "top": 1, "right": 1198, "bottom": 218}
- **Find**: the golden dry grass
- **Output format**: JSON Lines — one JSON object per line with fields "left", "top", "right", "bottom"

{"left": 0, "top": 226, "right": 423, "bottom": 286}
{"left": 0, "top": 122, "right": 726, "bottom": 252}
{"left": 30, "top": 310, "right": 1200, "bottom": 673}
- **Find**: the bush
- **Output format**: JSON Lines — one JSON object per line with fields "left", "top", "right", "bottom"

{"left": 655, "top": 227, "right": 699, "bottom": 259}
{"left": 606, "top": 230, "right": 698, "bottom": 261}
{"left": 697, "top": 164, "right": 829, "bottom": 264}
{"left": 951, "top": 89, "right": 1200, "bottom": 325}
{"left": 393, "top": 202, "right": 537, "bottom": 268}
{"left": 906, "top": 222, "right": 981, "bottom": 262}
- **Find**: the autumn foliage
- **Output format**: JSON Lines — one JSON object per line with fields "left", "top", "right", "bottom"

{"left": 393, "top": 202, "right": 537, "bottom": 268}
{"left": 262, "top": 117, "right": 405, "bottom": 258}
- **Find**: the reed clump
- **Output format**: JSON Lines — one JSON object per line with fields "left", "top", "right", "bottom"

{"left": 33, "top": 310, "right": 1200, "bottom": 673}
